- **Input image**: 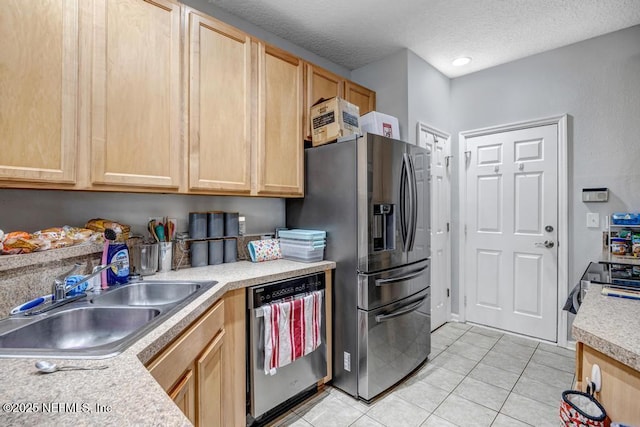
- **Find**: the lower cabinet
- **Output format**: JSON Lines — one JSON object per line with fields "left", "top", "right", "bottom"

{"left": 169, "top": 366, "right": 197, "bottom": 423}
{"left": 147, "top": 289, "right": 245, "bottom": 426}
{"left": 576, "top": 342, "right": 640, "bottom": 425}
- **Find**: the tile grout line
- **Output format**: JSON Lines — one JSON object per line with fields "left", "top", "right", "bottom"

{"left": 298, "top": 323, "right": 574, "bottom": 427}
{"left": 388, "top": 324, "right": 574, "bottom": 427}
{"left": 386, "top": 324, "right": 473, "bottom": 426}
{"left": 433, "top": 326, "right": 563, "bottom": 426}
{"left": 492, "top": 339, "right": 540, "bottom": 426}
{"left": 424, "top": 326, "right": 503, "bottom": 426}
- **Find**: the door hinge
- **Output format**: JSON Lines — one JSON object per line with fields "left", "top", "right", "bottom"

{"left": 464, "top": 295, "right": 467, "bottom": 307}
{"left": 447, "top": 288, "right": 450, "bottom": 298}
{"left": 464, "top": 224, "right": 467, "bottom": 235}
{"left": 446, "top": 222, "right": 450, "bottom": 232}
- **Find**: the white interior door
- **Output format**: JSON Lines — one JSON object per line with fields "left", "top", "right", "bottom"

{"left": 418, "top": 123, "right": 451, "bottom": 331}
{"left": 464, "top": 124, "right": 558, "bottom": 341}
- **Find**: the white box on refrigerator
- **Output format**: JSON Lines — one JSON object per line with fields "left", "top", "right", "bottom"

{"left": 360, "top": 111, "right": 400, "bottom": 140}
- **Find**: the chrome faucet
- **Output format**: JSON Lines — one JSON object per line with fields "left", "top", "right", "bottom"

{"left": 52, "top": 261, "right": 125, "bottom": 302}
{"left": 14, "top": 261, "right": 127, "bottom": 317}
{"left": 52, "top": 263, "right": 83, "bottom": 301}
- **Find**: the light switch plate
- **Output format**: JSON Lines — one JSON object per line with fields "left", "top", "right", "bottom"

{"left": 586, "top": 213, "right": 600, "bottom": 228}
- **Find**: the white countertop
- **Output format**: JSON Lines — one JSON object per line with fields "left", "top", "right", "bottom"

{"left": 572, "top": 284, "right": 640, "bottom": 371}
{"left": 0, "top": 259, "right": 335, "bottom": 426}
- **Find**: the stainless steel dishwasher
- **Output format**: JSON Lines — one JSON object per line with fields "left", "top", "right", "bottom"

{"left": 247, "top": 272, "right": 327, "bottom": 424}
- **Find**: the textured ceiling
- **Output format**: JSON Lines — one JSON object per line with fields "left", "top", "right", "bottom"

{"left": 207, "top": 0, "right": 640, "bottom": 78}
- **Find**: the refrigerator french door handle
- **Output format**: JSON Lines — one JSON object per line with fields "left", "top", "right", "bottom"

{"left": 374, "top": 266, "right": 428, "bottom": 286}
{"left": 406, "top": 153, "right": 418, "bottom": 251}
{"left": 375, "top": 294, "right": 428, "bottom": 323}
{"left": 400, "top": 154, "right": 410, "bottom": 251}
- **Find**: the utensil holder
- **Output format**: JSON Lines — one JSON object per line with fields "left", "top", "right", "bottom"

{"left": 158, "top": 242, "right": 173, "bottom": 272}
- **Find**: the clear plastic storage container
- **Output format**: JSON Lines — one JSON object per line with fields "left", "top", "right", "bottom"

{"left": 279, "top": 237, "right": 326, "bottom": 249}
{"left": 280, "top": 240, "right": 325, "bottom": 262}
{"left": 278, "top": 229, "right": 327, "bottom": 240}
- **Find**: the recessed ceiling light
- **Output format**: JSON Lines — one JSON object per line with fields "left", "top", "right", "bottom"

{"left": 452, "top": 57, "right": 472, "bottom": 67}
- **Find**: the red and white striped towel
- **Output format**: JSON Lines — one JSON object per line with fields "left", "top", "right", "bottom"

{"left": 263, "top": 290, "right": 323, "bottom": 375}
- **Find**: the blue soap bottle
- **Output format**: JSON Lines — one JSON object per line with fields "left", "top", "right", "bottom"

{"left": 106, "top": 242, "right": 130, "bottom": 285}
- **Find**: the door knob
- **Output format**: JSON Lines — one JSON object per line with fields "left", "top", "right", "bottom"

{"left": 535, "top": 240, "right": 555, "bottom": 248}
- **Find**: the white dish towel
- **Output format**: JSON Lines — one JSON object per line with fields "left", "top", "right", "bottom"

{"left": 263, "top": 290, "right": 323, "bottom": 375}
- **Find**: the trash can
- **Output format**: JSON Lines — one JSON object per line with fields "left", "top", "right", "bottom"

{"left": 560, "top": 390, "right": 608, "bottom": 427}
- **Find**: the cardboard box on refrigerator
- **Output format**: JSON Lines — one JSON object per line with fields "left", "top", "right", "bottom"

{"left": 360, "top": 111, "right": 400, "bottom": 140}
{"left": 310, "top": 97, "right": 360, "bottom": 146}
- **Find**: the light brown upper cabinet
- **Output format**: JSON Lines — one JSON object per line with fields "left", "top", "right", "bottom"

{"left": 256, "top": 43, "right": 304, "bottom": 197}
{"left": 186, "top": 9, "right": 252, "bottom": 194}
{"left": 90, "top": 0, "right": 181, "bottom": 189}
{"left": 0, "top": 0, "right": 79, "bottom": 185}
{"left": 303, "top": 64, "right": 345, "bottom": 141}
{"left": 345, "top": 80, "right": 376, "bottom": 116}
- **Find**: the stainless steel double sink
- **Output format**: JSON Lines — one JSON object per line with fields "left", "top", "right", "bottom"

{"left": 0, "top": 280, "right": 216, "bottom": 359}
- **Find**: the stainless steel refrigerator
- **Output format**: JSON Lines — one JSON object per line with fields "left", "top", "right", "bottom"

{"left": 286, "top": 133, "right": 431, "bottom": 401}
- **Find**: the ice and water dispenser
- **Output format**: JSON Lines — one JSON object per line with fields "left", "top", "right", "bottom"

{"left": 372, "top": 203, "right": 395, "bottom": 251}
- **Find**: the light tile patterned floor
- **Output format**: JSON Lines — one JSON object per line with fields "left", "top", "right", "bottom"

{"left": 268, "top": 322, "right": 575, "bottom": 427}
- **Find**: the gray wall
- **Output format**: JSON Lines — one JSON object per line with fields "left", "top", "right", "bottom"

{"left": 351, "top": 49, "right": 410, "bottom": 141}
{"left": 351, "top": 48, "right": 452, "bottom": 144}
{"left": 0, "top": 189, "right": 285, "bottom": 237}
{"left": 407, "top": 50, "right": 452, "bottom": 143}
{"left": 450, "top": 25, "right": 640, "bottom": 316}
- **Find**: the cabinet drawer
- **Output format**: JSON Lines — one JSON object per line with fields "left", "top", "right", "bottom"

{"left": 148, "top": 300, "right": 224, "bottom": 391}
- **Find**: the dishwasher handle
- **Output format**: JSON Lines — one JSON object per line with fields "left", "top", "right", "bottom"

{"left": 375, "top": 293, "right": 428, "bottom": 323}
{"left": 253, "top": 289, "right": 325, "bottom": 317}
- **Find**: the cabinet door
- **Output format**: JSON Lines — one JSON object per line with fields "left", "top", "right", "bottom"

{"left": 577, "top": 342, "right": 640, "bottom": 424}
{"left": 345, "top": 80, "right": 376, "bottom": 116}
{"left": 304, "top": 64, "right": 344, "bottom": 141}
{"left": 90, "top": 0, "right": 181, "bottom": 189}
{"left": 0, "top": 0, "right": 78, "bottom": 184}
{"left": 187, "top": 10, "right": 251, "bottom": 193}
{"left": 257, "top": 43, "right": 304, "bottom": 196}
{"left": 169, "top": 367, "right": 197, "bottom": 425}
{"left": 197, "top": 330, "right": 225, "bottom": 427}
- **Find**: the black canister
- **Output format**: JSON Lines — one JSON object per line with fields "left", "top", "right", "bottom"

{"left": 224, "top": 212, "right": 239, "bottom": 237}
{"left": 207, "top": 211, "right": 224, "bottom": 238}
{"left": 208, "top": 240, "right": 224, "bottom": 265}
{"left": 224, "top": 238, "right": 237, "bottom": 263}
{"left": 191, "top": 241, "right": 208, "bottom": 267}
{"left": 188, "top": 212, "right": 207, "bottom": 239}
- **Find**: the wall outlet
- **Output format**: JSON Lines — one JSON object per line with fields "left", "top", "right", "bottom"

{"left": 586, "top": 213, "right": 600, "bottom": 228}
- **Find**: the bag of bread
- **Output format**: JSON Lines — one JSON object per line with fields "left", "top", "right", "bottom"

{"left": 64, "top": 226, "right": 100, "bottom": 244}
{"left": 32, "top": 227, "right": 65, "bottom": 241}
{"left": 2, "top": 231, "right": 41, "bottom": 254}
{"left": 85, "top": 218, "right": 131, "bottom": 241}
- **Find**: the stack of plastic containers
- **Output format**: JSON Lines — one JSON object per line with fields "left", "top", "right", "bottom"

{"left": 278, "top": 229, "right": 326, "bottom": 262}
